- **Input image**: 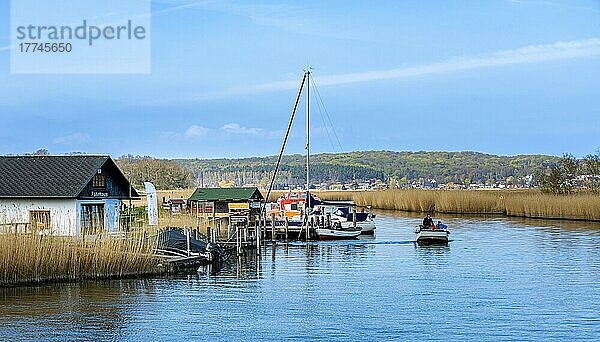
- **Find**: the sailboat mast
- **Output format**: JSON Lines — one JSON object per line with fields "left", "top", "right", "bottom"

{"left": 305, "top": 69, "right": 310, "bottom": 214}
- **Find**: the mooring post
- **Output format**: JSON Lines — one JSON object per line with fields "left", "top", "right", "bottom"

{"left": 256, "top": 224, "right": 261, "bottom": 255}
{"left": 236, "top": 225, "right": 241, "bottom": 256}
{"left": 256, "top": 217, "right": 261, "bottom": 255}
{"left": 285, "top": 217, "right": 289, "bottom": 241}
{"left": 262, "top": 214, "right": 267, "bottom": 245}
{"left": 186, "top": 228, "right": 191, "bottom": 257}
{"left": 352, "top": 207, "right": 357, "bottom": 229}
{"left": 307, "top": 216, "right": 312, "bottom": 241}
{"left": 217, "top": 221, "right": 221, "bottom": 241}
{"left": 271, "top": 213, "right": 276, "bottom": 243}
{"left": 207, "top": 226, "right": 212, "bottom": 243}
{"left": 227, "top": 220, "right": 231, "bottom": 240}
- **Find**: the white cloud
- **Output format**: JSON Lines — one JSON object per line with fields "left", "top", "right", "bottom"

{"left": 52, "top": 133, "right": 90, "bottom": 145}
{"left": 185, "top": 125, "right": 210, "bottom": 138}
{"left": 221, "top": 123, "right": 265, "bottom": 136}
{"left": 166, "top": 123, "right": 281, "bottom": 140}
{"left": 185, "top": 38, "right": 600, "bottom": 101}
{"left": 220, "top": 123, "right": 283, "bottom": 138}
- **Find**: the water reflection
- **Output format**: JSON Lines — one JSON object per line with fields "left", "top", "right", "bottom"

{"left": 1, "top": 211, "right": 600, "bottom": 341}
{"left": 0, "top": 279, "right": 155, "bottom": 340}
{"left": 506, "top": 215, "right": 600, "bottom": 233}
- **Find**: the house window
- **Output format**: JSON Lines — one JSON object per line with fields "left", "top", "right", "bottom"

{"left": 215, "top": 202, "right": 229, "bottom": 213}
{"left": 29, "top": 210, "right": 51, "bottom": 232}
{"left": 80, "top": 204, "right": 105, "bottom": 235}
{"left": 93, "top": 173, "right": 106, "bottom": 189}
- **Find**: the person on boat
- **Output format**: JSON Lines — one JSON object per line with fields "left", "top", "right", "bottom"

{"left": 422, "top": 214, "right": 434, "bottom": 228}
{"left": 436, "top": 220, "right": 448, "bottom": 230}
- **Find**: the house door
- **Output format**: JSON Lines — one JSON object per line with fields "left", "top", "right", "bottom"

{"left": 104, "top": 199, "right": 121, "bottom": 233}
{"left": 80, "top": 204, "right": 105, "bottom": 235}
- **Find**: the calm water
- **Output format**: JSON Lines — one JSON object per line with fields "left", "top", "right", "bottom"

{"left": 2, "top": 211, "right": 600, "bottom": 341}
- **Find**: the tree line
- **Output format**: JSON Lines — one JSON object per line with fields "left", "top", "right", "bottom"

{"left": 538, "top": 152, "right": 600, "bottom": 194}
{"left": 179, "top": 151, "right": 559, "bottom": 187}
{"left": 116, "top": 155, "right": 194, "bottom": 190}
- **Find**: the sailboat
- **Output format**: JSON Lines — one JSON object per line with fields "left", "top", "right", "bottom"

{"left": 302, "top": 70, "right": 361, "bottom": 240}
{"left": 262, "top": 69, "right": 362, "bottom": 240}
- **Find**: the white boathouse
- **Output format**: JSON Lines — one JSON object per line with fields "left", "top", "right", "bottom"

{"left": 0, "top": 155, "right": 139, "bottom": 236}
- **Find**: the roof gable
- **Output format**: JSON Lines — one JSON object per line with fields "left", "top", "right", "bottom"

{"left": 189, "top": 187, "right": 263, "bottom": 201}
{"left": 0, "top": 155, "right": 138, "bottom": 198}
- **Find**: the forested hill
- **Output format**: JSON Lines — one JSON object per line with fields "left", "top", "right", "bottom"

{"left": 176, "top": 151, "right": 559, "bottom": 188}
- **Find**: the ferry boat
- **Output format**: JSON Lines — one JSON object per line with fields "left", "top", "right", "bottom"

{"left": 414, "top": 225, "right": 449, "bottom": 245}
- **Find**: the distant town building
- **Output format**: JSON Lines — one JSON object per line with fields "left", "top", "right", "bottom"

{"left": 163, "top": 198, "right": 187, "bottom": 213}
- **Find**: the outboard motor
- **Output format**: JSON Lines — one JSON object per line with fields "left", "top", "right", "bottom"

{"left": 206, "top": 242, "right": 225, "bottom": 268}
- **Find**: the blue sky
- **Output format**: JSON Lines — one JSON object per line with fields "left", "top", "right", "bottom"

{"left": 1, "top": 0, "right": 599, "bottom": 158}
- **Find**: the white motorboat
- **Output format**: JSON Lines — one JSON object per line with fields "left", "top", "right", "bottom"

{"left": 315, "top": 226, "right": 361, "bottom": 240}
{"left": 414, "top": 225, "right": 449, "bottom": 245}
{"left": 336, "top": 217, "right": 376, "bottom": 233}
{"left": 314, "top": 204, "right": 377, "bottom": 234}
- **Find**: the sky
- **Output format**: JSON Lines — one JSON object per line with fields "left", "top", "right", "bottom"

{"left": 0, "top": 0, "right": 599, "bottom": 158}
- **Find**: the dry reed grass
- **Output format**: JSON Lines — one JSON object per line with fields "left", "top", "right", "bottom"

{"left": 0, "top": 231, "right": 160, "bottom": 287}
{"left": 277, "top": 189, "right": 600, "bottom": 221}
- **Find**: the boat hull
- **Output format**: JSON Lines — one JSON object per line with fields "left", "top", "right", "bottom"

{"left": 315, "top": 228, "right": 361, "bottom": 240}
{"left": 337, "top": 219, "right": 376, "bottom": 234}
{"left": 416, "top": 229, "right": 449, "bottom": 245}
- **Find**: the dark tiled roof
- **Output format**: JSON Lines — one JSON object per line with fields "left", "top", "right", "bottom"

{"left": 189, "top": 187, "right": 263, "bottom": 201}
{"left": 0, "top": 155, "right": 136, "bottom": 198}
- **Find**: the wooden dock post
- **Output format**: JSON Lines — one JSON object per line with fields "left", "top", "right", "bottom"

{"left": 352, "top": 207, "right": 357, "bottom": 229}
{"left": 186, "top": 228, "right": 191, "bottom": 257}
{"left": 206, "top": 226, "right": 212, "bottom": 243}
{"left": 285, "top": 217, "right": 289, "bottom": 241}
{"left": 262, "top": 215, "right": 267, "bottom": 245}
{"left": 236, "top": 225, "right": 241, "bottom": 256}
{"left": 306, "top": 216, "right": 312, "bottom": 241}
{"left": 227, "top": 219, "right": 231, "bottom": 240}
{"left": 256, "top": 218, "right": 261, "bottom": 255}
{"left": 299, "top": 217, "right": 304, "bottom": 240}
{"left": 271, "top": 213, "right": 276, "bottom": 243}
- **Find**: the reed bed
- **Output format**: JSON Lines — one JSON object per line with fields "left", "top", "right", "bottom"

{"left": 0, "top": 231, "right": 160, "bottom": 287}
{"left": 287, "top": 189, "right": 600, "bottom": 221}
{"left": 504, "top": 192, "right": 600, "bottom": 221}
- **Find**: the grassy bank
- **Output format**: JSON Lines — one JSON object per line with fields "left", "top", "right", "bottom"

{"left": 0, "top": 232, "right": 160, "bottom": 287}
{"left": 270, "top": 190, "right": 600, "bottom": 222}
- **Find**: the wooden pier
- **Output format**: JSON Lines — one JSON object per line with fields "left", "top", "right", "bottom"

{"left": 215, "top": 209, "right": 359, "bottom": 257}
